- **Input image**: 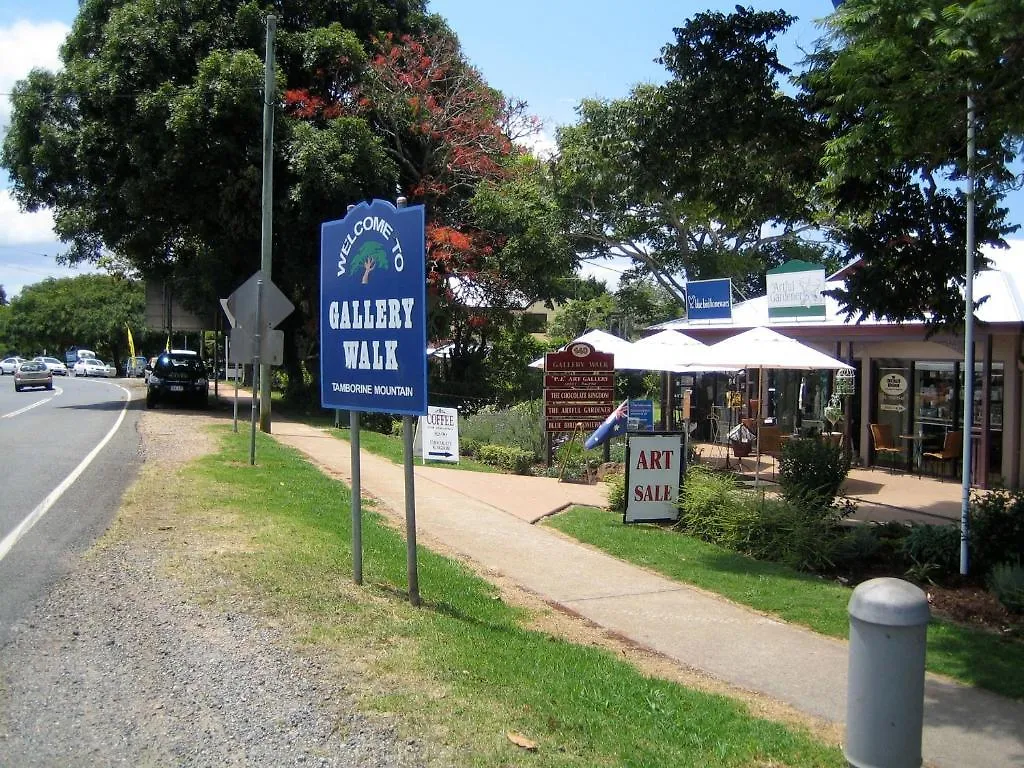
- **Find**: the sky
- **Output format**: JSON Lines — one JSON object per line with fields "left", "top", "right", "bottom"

{"left": 1, "top": 0, "right": 1022, "bottom": 297}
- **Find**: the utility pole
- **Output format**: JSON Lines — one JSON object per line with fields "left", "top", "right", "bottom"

{"left": 259, "top": 14, "right": 276, "bottom": 433}
{"left": 960, "top": 92, "right": 976, "bottom": 576}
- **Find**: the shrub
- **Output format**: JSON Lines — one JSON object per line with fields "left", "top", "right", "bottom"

{"left": 829, "top": 523, "right": 884, "bottom": 572}
{"left": 900, "top": 524, "right": 961, "bottom": 584}
{"left": 605, "top": 472, "right": 626, "bottom": 514}
{"left": 777, "top": 437, "right": 851, "bottom": 509}
{"left": 553, "top": 440, "right": 599, "bottom": 482}
{"left": 461, "top": 400, "right": 545, "bottom": 460}
{"left": 744, "top": 496, "right": 847, "bottom": 572}
{"left": 988, "top": 560, "right": 1024, "bottom": 613}
{"left": 678, "top": 466, "right": 743, "bottom": 541}
{"left": 476, "top": 444, "right": 534, "bottom": 474}
{"left": 360, "top": 411, "right": 397, "bottom": 434}
{"left": 969, "top": 489, "right": 1024, "bottom": 579}
{"left": 460, "top": 437, "right": 481, "bottom": 458}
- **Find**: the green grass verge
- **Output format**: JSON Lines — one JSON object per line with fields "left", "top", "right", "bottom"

{"left": 544, "top": 506, "right": 1024, "bottom": 701}
{"left": 227, "top": 393, "right": 503, "bottom": 473}
{"left": 329, "top": 425, "right": 501, "bottom": 473}
{"left": 178, "top": 428, "right": 842, "bottom": 767}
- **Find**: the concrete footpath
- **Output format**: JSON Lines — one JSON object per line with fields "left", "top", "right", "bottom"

{"left": 264, "top": 418, "right": 1023, "bottom": 767}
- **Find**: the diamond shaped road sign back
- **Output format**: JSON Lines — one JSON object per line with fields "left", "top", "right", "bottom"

{"left": 225, "top": 270, "right": 294, "bottom": 334}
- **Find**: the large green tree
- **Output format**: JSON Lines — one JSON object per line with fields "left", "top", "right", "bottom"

{"left": 348, "top": 30, "right": 575, "bottom": 396}
{"left": 801, "top": 0, "right": 1022, "bottom": 327}
{"left": 552, "top": 7, "right": 830, "bottom": 308}
{"left": 4, "top": 274, "right": 144, "bottom": 362}
{"left": 2, "top": 0, "right": 427, "bottom": 395}
{"left": 3, "top": 3, "right": 572, "bottom": 405}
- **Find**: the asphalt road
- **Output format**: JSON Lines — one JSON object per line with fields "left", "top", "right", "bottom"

{"left": 0, "top": 374, "right": 146, "bottom": 645}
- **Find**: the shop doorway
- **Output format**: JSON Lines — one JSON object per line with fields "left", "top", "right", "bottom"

{"left": 873, "top": 360, "right": 912, "bottom": 468}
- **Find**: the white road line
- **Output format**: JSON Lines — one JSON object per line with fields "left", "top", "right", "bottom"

{"left": 0, "top": 384, "right": 130, "bottom": 563}
{"left": 1, "top": 386, "right": 64, "bottom": 419}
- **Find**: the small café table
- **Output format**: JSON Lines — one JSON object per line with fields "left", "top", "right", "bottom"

{"left": 899, "top": 432, "right": 926, "bottom": 477}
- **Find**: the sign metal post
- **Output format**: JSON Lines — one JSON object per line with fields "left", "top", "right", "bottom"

{"left": 249, "top": 279, "right": 263, "bottom": 466}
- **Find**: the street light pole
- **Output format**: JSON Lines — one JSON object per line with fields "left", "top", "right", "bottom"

{"left": 960, "top": 92, "right": 975, "bottom": 576}
{"left": 258, "top": 14, "right": 276, "bottom": 433}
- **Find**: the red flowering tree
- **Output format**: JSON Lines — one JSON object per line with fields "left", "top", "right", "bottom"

{"left": 356, "top": 31, "right": 571, "bottom": 401}
{"left": 282, "top": 27, "right": 573, "bottom": 405}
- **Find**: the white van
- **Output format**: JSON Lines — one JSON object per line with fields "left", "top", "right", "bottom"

{"left": 67, "top": 348, "right": 97, "bottom": 376}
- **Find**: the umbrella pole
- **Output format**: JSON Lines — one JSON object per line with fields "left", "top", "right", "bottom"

{"left": 754, "top": 366, "right": 762, "bottom": 488}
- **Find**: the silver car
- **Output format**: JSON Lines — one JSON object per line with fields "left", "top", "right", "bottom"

{"left": 33, "top": 356, "right": 69, "bottom": 375}
{"left": 14, "top": 360, "right": 53, "bottom": 391}
{"left": 1, "top": 356, "right": 25, "bottom": 375}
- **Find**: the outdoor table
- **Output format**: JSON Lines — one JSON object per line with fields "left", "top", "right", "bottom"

{"left": 899, "top": 433, "right": 925, "bottom": 477}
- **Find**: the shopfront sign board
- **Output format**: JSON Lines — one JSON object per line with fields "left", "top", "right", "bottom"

{"left": 320, "top": 200, "right": 427, "bottom": 416}
{"left": 686, "top": 278, "right": 732, "bottom": 321}
{"left": 624, "top": 434, "right": 684, "bottom": 523}
{"left": 767, "top": 260, "right": 826, "bottom": 319}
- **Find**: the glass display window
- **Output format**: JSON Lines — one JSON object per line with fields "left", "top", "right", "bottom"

{"left": 913, "top": 362, "right": 956, "bottom": 452}
{"left": 958, "top": 361, "right": 1004, "bottom": 431}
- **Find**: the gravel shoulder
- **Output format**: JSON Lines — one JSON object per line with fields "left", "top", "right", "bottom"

{"left": 0, "top": 409, "right": 429, "bottom": 768}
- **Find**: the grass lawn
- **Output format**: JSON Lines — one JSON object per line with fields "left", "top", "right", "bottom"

{"left": 544, "top": 505, "right": 1024, "bottom": 701}
{"left": 329, "top": 425, "right": 501, "bottom": 473}
{"left": 156, "top": 427, "right": 844, "bottom": 767}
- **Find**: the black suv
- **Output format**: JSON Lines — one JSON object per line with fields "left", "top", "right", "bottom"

{"left": 146, "top": 351, "right": 209, "bottom": 409}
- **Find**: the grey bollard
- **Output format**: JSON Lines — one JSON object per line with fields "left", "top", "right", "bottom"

{"left": 845, "top": 578, "right": 930, "bottom": 768}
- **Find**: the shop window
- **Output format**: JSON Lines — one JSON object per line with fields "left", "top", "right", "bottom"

{"left": 913, "top": 362, "right": 956, "bottom": 452}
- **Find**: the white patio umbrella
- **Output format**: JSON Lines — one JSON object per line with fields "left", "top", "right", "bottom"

{"left": 633, "top": 329, "right": 708, "bottom": 350}
{"left": 529, "top": 329, "right": 712, "bottom": 372}
{"left": 704, "top": 326, "right": 854, "bottom": 487}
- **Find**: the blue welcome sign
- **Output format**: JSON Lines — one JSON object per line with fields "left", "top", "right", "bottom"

{"left": 686, "top": 278, "right": 732, "bottom": 321}
{"left": 320, "top": 200, "right": 427, "bottom": 416}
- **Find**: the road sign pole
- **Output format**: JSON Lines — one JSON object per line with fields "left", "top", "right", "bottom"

{"left": 229, "top": 335, "right": 239, "bottom": 433}
{"left": 249, "top": 279, "right": 264, "bottom": 465}
{"left": 351, "top": 410, "right": 363, "bottom": 585}
{"left": 258, "top": 14, "right": 276, "bottom": 435}
{"left": 396, "top": 195, "right": 420, "bottom": 607}
{"left": 403, "top": 414, "right": 419, "bottom": 607}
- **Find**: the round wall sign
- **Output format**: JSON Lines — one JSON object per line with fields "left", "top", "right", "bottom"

{"left": 570, "top": 343, "right": 591, "bottom": 357}
{"left": 880, "top": 373, "right": 908, "bottom": 396}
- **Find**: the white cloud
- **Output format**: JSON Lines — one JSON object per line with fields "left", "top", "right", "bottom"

{"left": 576, "top": 256, "right": 632, "bottom": 292}
{"left": 0, "top": 189, "right": 57, "bottom": 245}
{"left": 0, "top": 20, "right": 69, "bottom": 132}
{"left": 517, "top": 128, "right": 557, "bottom": 161}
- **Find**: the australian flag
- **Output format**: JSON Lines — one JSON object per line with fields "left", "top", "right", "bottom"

{"left": 585, "top": 400, "right": 629, "bottom": 450}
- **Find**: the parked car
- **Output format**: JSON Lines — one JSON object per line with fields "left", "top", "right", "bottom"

{"left": 73, "top": 358, "right": 110, "bottom": 377}
{"left": 33, "top": 356, "right": 69, "bottom": 375}
{"left": 1, "top": 356, "right": 25, "bottom": 375}
{"left": 146, "top": 350, "right": 209, "bottom": 409}
{"left": 123, "top": 356, "right": 148, "bottom": 377}
{"left": 14, "top": 360, "right": 53, "bottom": 391}
{"left": 100, "top": 361, "right": 118, "bottom": 378}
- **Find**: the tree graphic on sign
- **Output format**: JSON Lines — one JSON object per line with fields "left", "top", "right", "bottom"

{"left": 351, "top": 241, "right": 389, "bottom": 284}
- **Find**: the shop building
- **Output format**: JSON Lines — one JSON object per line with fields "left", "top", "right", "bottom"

{"left": 650, "top": 249, "right": 1024, "bottom": 489}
